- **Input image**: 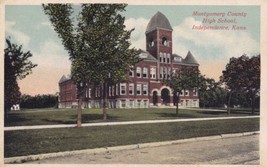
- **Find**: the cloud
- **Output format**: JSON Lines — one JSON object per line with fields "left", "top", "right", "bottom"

{"left": 5, "top": 20, "right": 31, "bottom": 47}
{"left": 125, "top": 17, "right": 149, "bottom": 50}
{"left": 32, "top": 40, "right": 71, "bottom": 70}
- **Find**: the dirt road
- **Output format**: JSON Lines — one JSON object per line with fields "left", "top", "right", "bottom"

{"left": 27, "top": 134, "right": 259, "bottom": 165}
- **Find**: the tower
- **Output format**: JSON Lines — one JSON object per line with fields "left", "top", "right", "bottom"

{"left": 145, "top": 11, "right": 173, "bottom": 79}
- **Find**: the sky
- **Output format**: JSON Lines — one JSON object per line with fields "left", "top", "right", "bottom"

{"left": 5, "top": 5, "right": 260, "bottom": 95}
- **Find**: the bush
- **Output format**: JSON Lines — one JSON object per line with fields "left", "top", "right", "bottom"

{"left": 20, "top": 94, "right": 58, "bottom": 109}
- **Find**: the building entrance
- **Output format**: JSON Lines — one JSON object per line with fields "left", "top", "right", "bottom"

{"left": 153, "top": 91, "right": 158, "bottom": 106}
{"left": 161, "top": 88, "right": 170, "bottom": 105}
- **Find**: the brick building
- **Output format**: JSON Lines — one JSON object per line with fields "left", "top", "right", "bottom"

{"left": 58, "top": 11, "right": 199, "bottom": 109}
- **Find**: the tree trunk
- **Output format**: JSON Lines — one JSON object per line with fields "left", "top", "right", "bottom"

{"left": 76, "top": 85, "right": 84, "bottom": 128}
{"left": 251, "top": 92, "right": 255, "bottom": 115}
{"left": 227, "top": 91, "right": 233, "bottom": 116}
{"left": 176, "top": 93, "right": 180, "bottom": 116}
{"left": 77, "top": 95, "right": 83, "bottom": 127}
{"left": 103, "top": 82, "right": 108, "bottom": 121}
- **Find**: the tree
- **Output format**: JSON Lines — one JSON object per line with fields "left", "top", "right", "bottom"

{"left": 43, "top": 4, "right": 139, "bottom": 126}
{"left": 4, "top": 38, "right": 37, "bottom": 118}
{"left": 164, "top": 67, "right": 199, "bottom": 116}
{"left": 220, "top": 54, "right": 260, "bottom": 115}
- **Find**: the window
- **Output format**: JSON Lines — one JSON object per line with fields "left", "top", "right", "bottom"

{"left": 167, "top": 67, "right": 171, "bottom": 78}
{"left": 150, "top": 67, "right": 156, "bottom": 79}
{"left": 167, "top": 54, "right": 170, "bottom": 63}
{"left": 116, "top": 84, "right": 118, "bottom": 95}
{"left": 143, "top": 84, "right": 148, "bottom": 95}
{"left": 163, "top": 53, "right": 166, "bottom": 63}
{"left": 129, "top": 83, "right": 134, "bottom": 95}
{"left": 143, "top": 68, "right": 148, "bottom": 78}
{"left": 193, "top": 89, "right": 198, "bottom": 96}
{"left": 121, "top": 100, "right": 126, "bottom": 108}
{"left": 120, "top": 83, "right": 126, "bottom": 95}
{"left": 129, "top": 70, "right": 134, "bottom": 77}
{"left": 180, "top": 90, "right": 184, "bottom": 96}
{"left": 160, "top": 67, "right": 163, "bottom": 79}
{"left": 88, "top": 88, "right": 91, "bottom": 98}
{"left": 162, "top": 37, "right": 168, "bottom": 46}
{"left": 185, "top": 90, "right": 189, "bottom": 96}
{"left": 112, "top": 86, "right": 114, "bottom": 96}
{"left": 137, "top": 84, "right": 142, "bottom": 95}
{"left": 160, "top": 52, "right": 163, "bottom": 62}
{"left": 129, "top": 100, "right": 134, "bottom": 108}
{"left": 144, "top": 100, "right": 148, "bottom": 108}
{"left": 163, "top": 67, "right": 167, "bottom": 79}
{"left": 109, "top": 86, "right": 112, "bottom": 96}
{"left": 85, "top": 88, "right": 88, "bottom": 98}
{"left": 136, "top": 67, "right": 141, "bottom": 78}
{"left": 137, "top": 100, "right": 142, "bottom": 108}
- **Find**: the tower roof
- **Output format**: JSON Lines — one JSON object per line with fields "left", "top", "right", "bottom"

{"left": 183, "top": 51, "right": 199, "bottom": 65}
{"left": 146, "top": 11, "right": 173, "bottom": 34}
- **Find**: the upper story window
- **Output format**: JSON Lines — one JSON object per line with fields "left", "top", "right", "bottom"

{"left": 150, "top": 67, "right": 156, "bottom": 79}
{"left": 149, "top": 39, "right": 155, "bottom": 48}
{"left": 185, "top": 90, "right": 189, "bottom": 96}
{"left": 116, "top": 84, "right": 118, "bottom": 95}
{"left": 159, "top": 52, "right": 163, "bottom": 62}
{"left": 88, "top": 88, "right": 91, "bottom": 98}
{"left": 129, "top": 70, "right": 134, "bottom": 77}
{"left": 129, "top": 83, "right": 134, "bottom": 95}
{"left": 167, "top": 54, "right": 170, "bottom": 63}
{"left": 180, "top": 90, "right": 184, "bottom": 96}
{"left": 109, "top": 86, "right": 112, "bottom": 96}
{"left": 120, "top": 83, "right": 126, "bottom": 95}
{"left": 136, "top": 67, "right": 141, "bottom": 78}
{"left": 193, "top": 89, "right": 198, "bottom": 96}
{"left": 163, "top": 53, "right": 166, "bottom": 63}
{"left": 143, "top": 67, "right": 148, "bottom": 78}
{"left": 162, "top": 37, "right": 169, "bottom": 47}
{"left": 143, "top": 84, "right": 148, "bottom": 95}
{"left": 160, "top": 67, "right": 163, "bottom": 79}
{"left": 137, "top": 84, "right": 142, "bottom": 95}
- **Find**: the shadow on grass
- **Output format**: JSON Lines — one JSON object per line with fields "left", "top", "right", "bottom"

{"left": 41, "top": 114, "right": 121, "bottom": 124}
{"left": 198, "top": 110, "right": 259, "bottom": 116}
{"left": 81, "top": 113, "right": 121, "bottom": 123}
{"left": 4, "top": 114, "right": 30, "bottom": 126}
{"left": 155, "top": 112, "right": 200, "bottom": 118}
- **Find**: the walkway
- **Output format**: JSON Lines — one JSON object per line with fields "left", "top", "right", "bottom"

{"left": 4, "top": 115, "right": 259, "bottom": 131}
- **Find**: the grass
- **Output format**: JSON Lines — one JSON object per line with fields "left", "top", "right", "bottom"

{"left": 5, "top": 107, "right": 259, "bottom": 127}
{"left": 4, "top": 117, "right": 259, "bottom": 158}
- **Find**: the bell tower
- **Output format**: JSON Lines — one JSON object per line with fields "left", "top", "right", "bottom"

{"left": 145, "top": 11, "right": 173, "bottom": 79}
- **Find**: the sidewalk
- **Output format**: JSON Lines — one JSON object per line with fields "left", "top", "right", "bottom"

{"left": 4, "top": 115, "right": 259, "bottom": 131}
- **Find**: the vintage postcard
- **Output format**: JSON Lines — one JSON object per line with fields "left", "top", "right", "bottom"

{"left": 1, "top": 0, "right": 266, "bottom": 166}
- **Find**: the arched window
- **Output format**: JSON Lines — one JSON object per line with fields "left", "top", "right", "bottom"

{"left": 162, "top": 37, "right": 168, "bottom": 47}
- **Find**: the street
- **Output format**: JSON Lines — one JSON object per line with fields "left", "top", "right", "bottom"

{"left": 26, "top": 134, "right": 259, "bottom": 164}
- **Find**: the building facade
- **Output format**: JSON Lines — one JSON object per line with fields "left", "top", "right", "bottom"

{"left": 58, "top": 11, "right": 200, "bottom": 109}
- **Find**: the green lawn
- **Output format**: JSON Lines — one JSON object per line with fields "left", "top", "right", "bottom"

{"left": 5, "top": 107, "right": 258, "bottom": 127}
{"left": 4, "top": 118, "right": 259, "bottom": 158}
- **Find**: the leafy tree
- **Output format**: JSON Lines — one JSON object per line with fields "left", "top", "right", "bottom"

{"left": 220, "top": 54, "right": 260, "bottom": 115}
{"left": 43, "top": 4, "right": 139, "bottom": 126}
{"left": 164, "top": 67, "right": 199, "bottom": 116}
{"left": 4, "top": 39, "right": 37, "bottom": 118}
